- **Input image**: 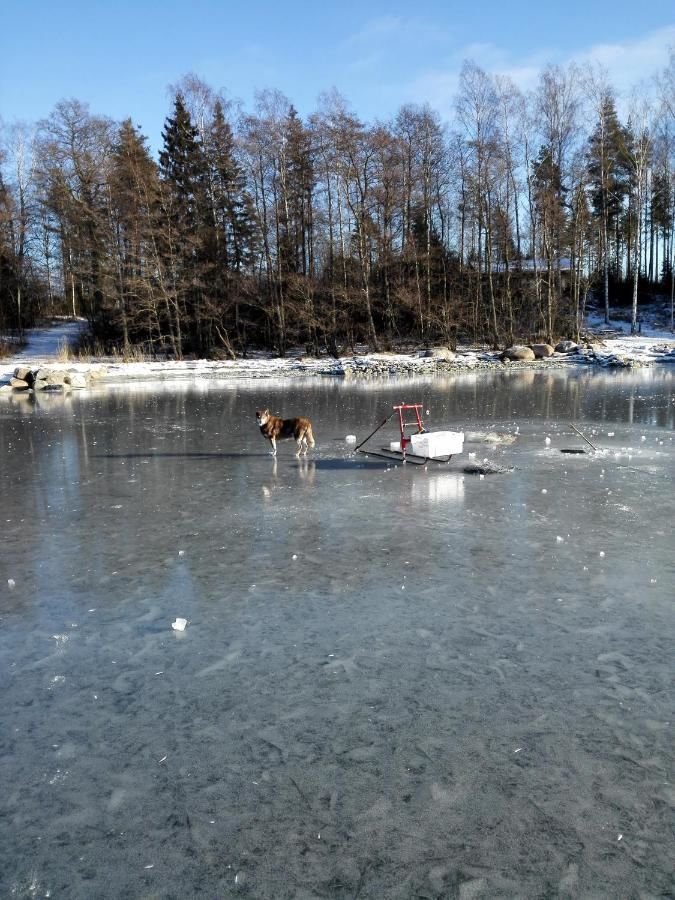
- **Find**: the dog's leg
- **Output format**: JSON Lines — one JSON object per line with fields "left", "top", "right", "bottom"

{"left": 271, "top": 437, "right": 277, "bottom": 456}
{"left": 295, "top": 437, "right": 303, "bottom": 457}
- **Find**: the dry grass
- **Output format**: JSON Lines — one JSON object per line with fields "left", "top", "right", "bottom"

{"left": 55, "top": 339, "right": 75, "bottom": 362}
{"left": 114, "top": 344, "right": 155, "bottom": 363}
{"left": 60, "top": 338, "right": 155, "bottom": 363}
{"left": 0, "top": 337, "right": 24, "bottom": 359}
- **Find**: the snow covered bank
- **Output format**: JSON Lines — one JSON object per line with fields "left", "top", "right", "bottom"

{"left": 2, "top": 311, "right": 675, "bottom": 389}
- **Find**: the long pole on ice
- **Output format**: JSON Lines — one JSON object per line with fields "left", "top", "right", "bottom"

{"left": 570, "top": 423, "right": 599, "bottom": 452}
{"left": 354, "top": 411, "right": 396, "bottom": 451}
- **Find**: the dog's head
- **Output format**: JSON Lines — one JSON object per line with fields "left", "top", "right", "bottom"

{"left": 256, "top": 409, "right": 270, "bottom": 426}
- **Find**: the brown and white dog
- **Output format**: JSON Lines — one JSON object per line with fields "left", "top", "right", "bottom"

{"left": 255, "top": 409, "right": 316, "bottom": 456}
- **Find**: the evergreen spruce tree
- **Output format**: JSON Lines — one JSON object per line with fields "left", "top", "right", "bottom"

{"left": 587, "top": 94, "right": 630, "bottom": 315}
{"left": 159, "top": 94, "right": 209, "bottom": 354}
{"left": 207, "top": 100, "right": 257, "bottom": 274}
{"left": 202, "top": 99, "right": 258, "bottom": 353}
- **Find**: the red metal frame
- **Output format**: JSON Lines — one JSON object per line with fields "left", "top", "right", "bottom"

{"left": 393, "top": 403, "right": 425, "bottom": 458}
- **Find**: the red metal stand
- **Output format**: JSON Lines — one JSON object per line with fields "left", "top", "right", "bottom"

{"left": 393, "top": 403, "right": 425, "bottom": 459}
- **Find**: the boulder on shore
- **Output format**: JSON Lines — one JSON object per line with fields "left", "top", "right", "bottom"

{"left": 529, "top": 343, "right": 555, "bottom": 358}
{"left": 64, "top": 371, "right": 89, "bottom": 389}
{"left": 418, "top": 347, "right": 456, "bottom": 360}
{"left": 555, "top": 340, "right": 579, "bottom": 353}
{"left": 33, "top": 369, "right": 68, "bottom": 390}
{"left": 501, "top": 345, "right": 536, "bottom": 362}
{"left": 14, "top": 366, "right": 34, "bottom": 384}
{"left": 4, "top": 366, "right": 95, "bottom": 392}
{"left": 429, "top": 347, "right": 456, "bottom": 361}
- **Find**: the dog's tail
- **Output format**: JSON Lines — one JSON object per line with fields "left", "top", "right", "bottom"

{"left": 306, "top": 423, "right": 316, "bottom": 448}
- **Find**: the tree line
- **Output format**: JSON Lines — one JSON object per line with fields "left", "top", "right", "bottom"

{"left": 1, "top": 56, "right": 674, "bottom": 357}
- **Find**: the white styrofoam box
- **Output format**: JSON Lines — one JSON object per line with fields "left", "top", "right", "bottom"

{"left": 410, "top": 431, "right": 464, "bottom": 458}
{"left": 389, "top": 441, "right": 401, "bottom": 451}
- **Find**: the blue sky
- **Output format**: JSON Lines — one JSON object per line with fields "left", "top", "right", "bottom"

{"left": 1, "top": 0, "right": 674, "bottom": 152}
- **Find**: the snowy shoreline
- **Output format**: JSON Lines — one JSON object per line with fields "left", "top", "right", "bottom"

{"left": 2, "top": 314, "right": 675, "bottom": 388}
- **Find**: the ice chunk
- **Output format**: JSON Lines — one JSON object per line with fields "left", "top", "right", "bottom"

{"left": 171, "top": 618, "right": 188, "bottom": 631}
{"left": 7, "top": 578, "right": 15, "bottom": 589}
{"left": 345, "top": 434, "right": 357, "bottom": 443}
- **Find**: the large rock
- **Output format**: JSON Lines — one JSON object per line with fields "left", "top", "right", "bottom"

{"left": 423, "top": 347, "right": 455, "bottom": 361}
{"left": 64, "top": 371, "right": 89, "bottom": 389}
{"left": 501, "top": 345, "right": 536, "bottom": 362}
{"left": 33, "top": 369, "right": 68, "bottom": 390}
{"left": 555, "top": 340, "right": 579, "bottom": 353}
{"left": 529, "top": 343, "right": 555, "bottom": 358}
{"left": 10, "top": 377, "right": 30, "bottom": 390}
{"left": 14, "top": 366, "right": 34, "bottom": 382}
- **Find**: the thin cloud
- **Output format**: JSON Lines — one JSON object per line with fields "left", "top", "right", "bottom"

{"left": 341, "top": 15, "right": 450, "bottom": 74}
{"left": 400, "top": 25, "right": 675, "bottom": 116}
{"left": 572, "top": 25, "right": 675, "bottom": 96}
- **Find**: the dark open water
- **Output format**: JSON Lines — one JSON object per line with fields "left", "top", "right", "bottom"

{"left": 1, "top": 369, "right": 673, "bottom": 898}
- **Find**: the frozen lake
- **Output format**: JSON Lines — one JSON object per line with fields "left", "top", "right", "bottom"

{"left": 1, "top": 370, "right": 673, "bottom": 898}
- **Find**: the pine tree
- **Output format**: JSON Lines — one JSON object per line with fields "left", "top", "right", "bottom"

{"left": 159, "top": 93, "right": 209, "bottom": 354}
{"left": 207, "top": 100, "right": 257, "bottom": 274}
{"left": 587, "top": 94, "right": 630, "bottom": 317}
{"left": 203, "top": 100, "right": 258, "bottom": 353}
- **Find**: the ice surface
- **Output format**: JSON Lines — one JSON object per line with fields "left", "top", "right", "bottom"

{"left": 0, "top": 369, "right": 674, "bottom": 898}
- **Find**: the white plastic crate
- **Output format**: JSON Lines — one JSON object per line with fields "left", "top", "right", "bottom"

{"left": 410, "top": 431, "right": 464, "bottom": 458}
